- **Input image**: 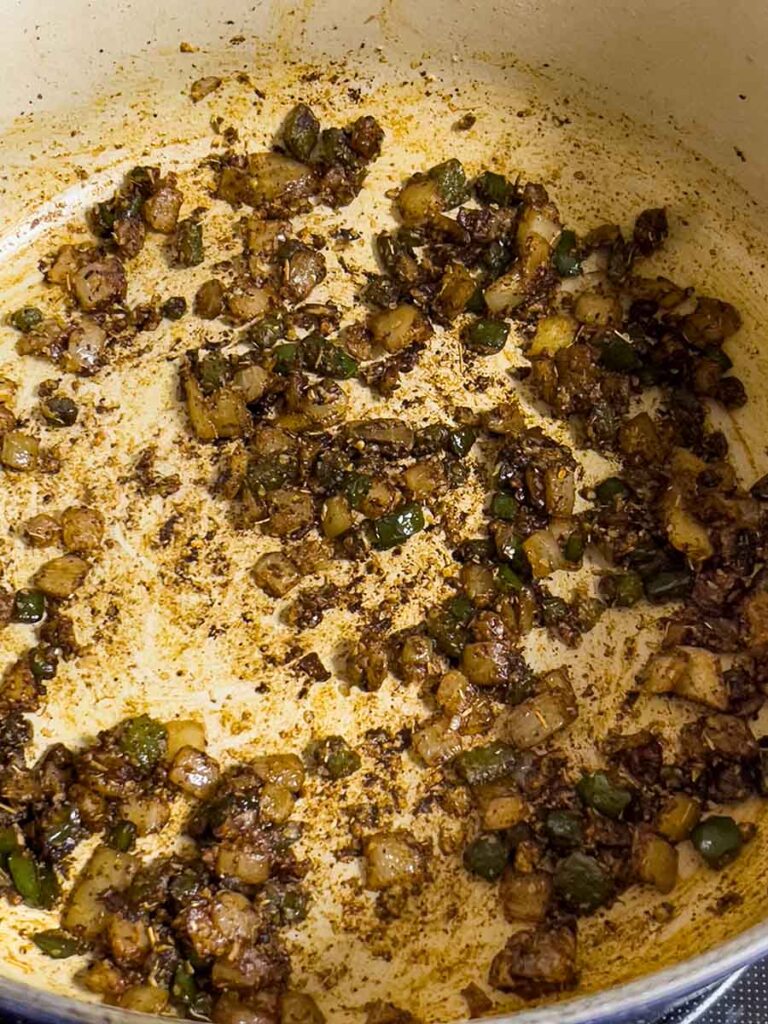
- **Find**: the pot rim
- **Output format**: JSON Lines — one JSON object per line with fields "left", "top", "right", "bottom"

{"left": 2, "top": 917, "right": 768, "bottom": 1023}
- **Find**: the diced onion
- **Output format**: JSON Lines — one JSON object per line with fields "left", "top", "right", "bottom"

{"left": 169, "top": 746, "right": 221, "bottom": 799}
{"left": 63, "top": 846, "right": 138, "bottom": 939}
{"left": 165, "top": 719, "right": 207, "bottom": 759}
{"left": 363, "top": 830, "right": 425, "bottom": 891}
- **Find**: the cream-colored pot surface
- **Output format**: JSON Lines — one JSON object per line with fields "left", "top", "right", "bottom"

{"left": 1, "top": 1, "right": 768, "bottom": 1022}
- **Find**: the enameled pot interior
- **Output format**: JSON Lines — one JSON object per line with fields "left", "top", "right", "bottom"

{"left": 1, "top": 2, "right": 768, "bottom": 1022}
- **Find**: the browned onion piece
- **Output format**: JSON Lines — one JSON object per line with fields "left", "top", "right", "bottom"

{"left": 411, "top": 716, "right": 462, "bottom": 766}
{"left": 500, "top": 868, "right": 552, "bottom": 923}
{"left": 165, "top": 719, "right": 207, "bottom": 758}
{"left": 252, "top": 551, "right": 301, "bottom": 597}
{"left": 63, "top": 846, "right": 138, "bottom": 940}
{"left": 169, "top": 745, "right": 221, "bottom": 798}
{"left": 215, "top": 843, "right": 271, "bottom": 885}
{"left": 142, "top": 179, "right": 183, "bottom": 232}
{"left": 71, "top": 257, "right": 126, "bottom": 311}
{"left": 1, "top": 431, "right": 39, "bottom": 471}
{"left": 60, "top": 505, "right": 105, "bottom": 554}
{"left": 251, "top": 753, "right": 305, "bottom": 792}
{"left": 119, "top": 793, "right": 170, "bottom": 835}
{"left": 362, "top": 830, "right": 426, "bottom": 891}
{"left": 62, "top": 319, "right": 106, "bottom": 374}
{"left": 22, "top": 513, "right": 61, "bottom": 548}
{"left": 34, "top": 554, "right": 90, "bottom": 598}
{"left": 501, "top": 671, "right": 577, "bottom": 749}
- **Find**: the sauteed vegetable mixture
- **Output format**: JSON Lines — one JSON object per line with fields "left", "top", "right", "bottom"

{"left": 1, "top": 96, "right": 767, "bottom": 1022}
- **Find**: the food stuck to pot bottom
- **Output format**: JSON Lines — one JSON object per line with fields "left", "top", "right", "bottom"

{"left": 0, "top": 73, "right": 767, "bottom": 1024}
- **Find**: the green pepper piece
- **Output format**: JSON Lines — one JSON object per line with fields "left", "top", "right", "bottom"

{"left": 341, "top": 472, "right": 372, "bottom": 510}
{"left": 601, "top": 571, "right": 644, "bottom": 607}
{"left": 43, "top": 805, "right": 81, "bottom": 851}
{"left": 600, "top": 336, "right": 642, "bottom": 373}
{"left": 174, "top": 219, "right": 204, "bottom": 267}
{"left": 490, "top": 492, "right": 518, "bottom": 522}
{"left": 283, "top": 103, "right": 320, "bottom": 162}
{"left": 428, "top": 158, "right": 467, "bottom": 208}
{"left": 0, "top": 826, "right": 19, "bottom": 870}
{"left": 0, "top": 826, "right": 18, "bottom": 857}
{"left": 264, "top": 880, "right": 310, "bottom": 925}
{"left": 463, "top": 834, "right": 507, "bottom": 881}
{"left": 644, "top": 569, "right": 693, "bottom": 604}
{"left": 37, "top": 863, "right": 59, "bottom": 908}
{"left": 426, "top": 602, "right": 469, "bottom": 659}
{"left": 576, "top": 771, "right": 632, "bottom": 819}
{"left": 495, "top": 564, "right": 523, "bottom": 593}
{"left": 8, "top": 851, "right": 41, "bottom": 906}
{"left": 463, "top": 318, "right": 510, "bottom": 354}
{"left": 454, "top": 742, "right": 517, "bottom": 787}
{"left": 702, "top": 346, "right": 733, "bottom": 372}
{"left": 9, "top": 307, "right": 44, "bottom": 334}
{"left": 502, "top": 673, "right": 535, "bottom": 707}
{"left": 397, "top": 227, "right": 423, "bottom": 248}
{"left": 246, "top": 311, "right": 287, "bottom": 349}
{"left": 415, "top": 424, "right": 450, "bottom": 454}
{"left": 372, "top": 503, "right": 425, "bottom": 551}
{"left": 465, "top": 285, "right": 488, "bottom": 314}
{"left": 90, "top": 199, "right": 117, "bottom": 236}
{"left": 118, "top": 715, "right": 167, "bottom": 770}
{"left": 554, "top": 852, "right": 613, "bottom": 912}
{"left": 485, "top": 240, "right": 511, "bottom": 278}
{"left": 189, "top": 992, "right": 214, "bottom": 1018}
{"left": 247, "top": 455, "right": 298, "bottom": 494}
{"left": 448, "top": 595, "right": 474, "bottom": 623}
{"left": 302, "top": 333, "right": 358, "bottom": 379}
{"left": 273, "top": 342, "right": 301, "bottom": 374}
{"left": 106, "top": 819, "right": 138, "bottom": 853}
{"left": 495, "top": 530, "right": 526, "bottom": 570}
{"left": 595, "top": 476, "right": 630, "bottom": 504}
{"left": 172, "top": 963, "right": 198, "bottom": 1006}
{"left": 33, "top": 929, "right": 82, "bottom": 959}
{"left": 40, "top": 396, "right": 79, "bottom": 427}
{"left": 29, "top": 645, "right": 58, "bottom": 681}
{"left": 691, "top": 815, "right": 743, "bottom": 869}
{"left": 306, "top": 735, "right": 361, "bottom": 780}
{"left": 574, "top": 597, "right": 605, "bottom": 632}
{"left": 541, "top": 595, "right": 569, "bottom": 626}
{"left": 197, "top": 351, "right": 229, "bottom": 392}
{"left": 314, "top": 127, "right": 355, "bottom": 167}
{"left": 552, "top": 230, "right": 582, "bottom": 277}
{"left": 447, "top": 426, "right": 477, "bottom": 459}
{"left": 12, "top": 589, "right": 46, "bottom": 624}
{"left": 169, "top": 868, "right": 205, "bottom": 906}
{"left": 544, "top": 809, "right": 584, "bottom": 849}
{"left": 564, "top": 531, "right": 585, "bottom": 563}
{"left": 474, "top": 171, "right": 515, "bottom": 207}
{"left": 126, "top": 165, "right": 158, "bottom": 194}
{"left": 161, "top": 296, "right": 187, "bottom": 321}
{"left": 280, "top": 884, "right": 309, "bottom": 923}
